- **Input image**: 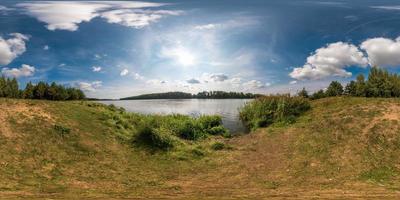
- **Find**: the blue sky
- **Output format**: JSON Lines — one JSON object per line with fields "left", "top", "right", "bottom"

{"left": 1, "top": 0, "right": 400, "bottom": 98}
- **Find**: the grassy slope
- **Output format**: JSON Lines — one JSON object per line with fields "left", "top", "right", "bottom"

{"left": 1, "top": 97, "right": 400, "bottom": 199}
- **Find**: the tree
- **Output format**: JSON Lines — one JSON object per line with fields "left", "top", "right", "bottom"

{"left": 355, "top": 74, "right": 366, "bottom": 97}
{"left": 34, "top": 82, "right": 48, "bottom": 99}
{"left": 23, "top": 82, "right": 35, "bottom": 99}
{"left": 326, "top": 81, "right": 343, "bottom": 97}
{"left": 311, "top": 89, "right": 325, "bottom": 100}
{"left": 344, "top": 81, "right": 356, "bottom": 96}
{"left": 297, "top": 87, "right": 309, "bottom": 98}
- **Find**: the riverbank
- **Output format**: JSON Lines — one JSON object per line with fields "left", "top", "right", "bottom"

{"left": 1, "top": 97, "right": 400, "bottom": 198}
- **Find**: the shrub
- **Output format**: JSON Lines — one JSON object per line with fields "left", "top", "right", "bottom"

{"left": 211, "top": 141, "right": 225, "bottom": 150}
{"left": 198, "top": 115, "right": 223, "bottom": 129}
{"left": 133, "top": 120, "right": 176, "bottom": 150}
{"left": 207, "top": 125, "right": 227, "bottom": 135}
{"left": 54, "top": 124, "right": 71, "bottom": 136}
{"left": 240, "top": 95, "right": 311, "bottom": 130}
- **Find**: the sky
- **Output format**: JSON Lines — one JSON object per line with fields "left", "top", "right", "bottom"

{"left": 1, "top": 0, "right": 400, "bottom": 98}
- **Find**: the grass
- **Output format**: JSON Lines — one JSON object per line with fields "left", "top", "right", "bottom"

{"left": 1, "top": 97, "right": 400, "bottom": 198}
{"left": 239, "top": 94, "right": 310, "bottom": 130}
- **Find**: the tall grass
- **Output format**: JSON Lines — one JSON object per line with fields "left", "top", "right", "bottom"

{"left": 87, "top": 103, "right": 229, "bottom": 150}
{"left": 239, "top": 95, "right": 311, "bottom": 130}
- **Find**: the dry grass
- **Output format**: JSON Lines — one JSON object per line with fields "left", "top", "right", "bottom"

{"left": 1, "top": 97, "right": 400, "bottom": 199}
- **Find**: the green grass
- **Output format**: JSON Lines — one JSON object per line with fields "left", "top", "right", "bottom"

{"left": 0, "top": 99, "right": 226, "bottom": 198}
{"left": 2, "top": 97, "right": 400, "bottom": 198}
{"left": 239, "top": 94, "right": 311, "bottom": 130}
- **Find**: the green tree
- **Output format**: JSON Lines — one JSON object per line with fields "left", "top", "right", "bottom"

{"left": 311, "top": 89, "right": 325, "bottom": 100}
{"left": 297, "top": 87, "right": 309, "bottom": 98}
{"left": 344, "top": 81, "right": 357, "bottom": 96}
{"left": 355, "top": 74, "right": 366, "bottom": 97}
{"left": 34, "top": 81, "right": 47, "bottom": 99}
{"left": 326, "top": 81, "right": 343, "bottom": 97}
{"left": 23, "top": 82, "right": 35, "bottom": 99}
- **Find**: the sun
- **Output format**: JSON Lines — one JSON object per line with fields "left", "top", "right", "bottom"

{"left": 175, "top": 48, "right": 195, "bottom": 66}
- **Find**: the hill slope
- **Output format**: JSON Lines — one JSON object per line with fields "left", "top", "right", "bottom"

{"left": 1, "top": 97, "right": 400, "bottom": 199}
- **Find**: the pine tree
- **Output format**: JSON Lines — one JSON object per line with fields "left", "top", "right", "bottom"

{"left": 355, "top": 74, "right": 366, "bottom": 97}
{"left": 344, "top": 81, "right": 357, "bottom": 96}
{"left": 326, "top": 81, "right": 343, "bottom": 97}
{"left": 297, "top": 87, "right": 309, "bottom": 98}
{"left": 23, "top": 82, "right": 35, "bottom": 99}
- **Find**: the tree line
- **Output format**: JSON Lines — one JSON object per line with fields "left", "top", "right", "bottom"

{"left": 0, "top": 76, "right": 85, "bottom": 100}
{"left": 121, "top": 91, "right": 262, "bottom": 100}
{"left": 298, "top": 68, "right": 400, "bottom": 99}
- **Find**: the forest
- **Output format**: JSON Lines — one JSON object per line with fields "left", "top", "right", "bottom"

{"left": 0, "top": 76, "right": 85, "bottom": 100}
{"left": 299, "top": 68, "right": 400, "bottom": 99}
{"left": 121, "top": 91, "right": 262, "bottom": 100}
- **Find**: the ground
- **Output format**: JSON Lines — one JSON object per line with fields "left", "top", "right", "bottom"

{"left": 0, "top": 97, "right": 400, "bottom": 199}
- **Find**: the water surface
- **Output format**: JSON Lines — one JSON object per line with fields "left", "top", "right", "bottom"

{"left": 99, "top": 99, "right": 251, "bottom": 133}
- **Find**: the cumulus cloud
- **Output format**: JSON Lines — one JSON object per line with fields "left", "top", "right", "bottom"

{"left": 77, "top": 81, "right": 102, "bottom": 92}
{"left": 92, "top": 66, "right": 102, "bottom": 72}
{"left": 120, "top": 69, "right": 129, "bottom": 76}
{"left": 101, "top": 9, "right": 182, "bottom": 29}
{"left": 201, "top": 73, "right": 229, "bottom": 82}
{"left": 17, "top": 1, "right": 182, "bottom": 31}
{"left": 290, "top": 42, "right": 368, "bottom": 80}
{"left": 43, "top": 45, "right": 49, "bottom": 50}
{"left": 360, "top": 37, "right": 400, "bottom": 67}
{"left": 133, "top": 73, "right": 144, "bottom": 80}
{"left": 242, "top": 80, "right": 265, "bottom": 89}
{"left": 1, "top": 64, "right": 35, "bottom": 78}
{"left": 0, "top": 33, "right": 29, "bottom": 65}
{"left": 186, "top": 78, "right": 200, "bottom": 84}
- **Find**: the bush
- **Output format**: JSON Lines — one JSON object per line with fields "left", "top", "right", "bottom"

{"left": 207, "top": 125, "right": 227, "bottom": 135}
{"left": 240, "top": 95, "right": 311, "bottom": 130}
{"left": 198, "top": 115, "right": 223, "bottom": 129}
{"left": 133, "top": 120, "right": 176, "bottom": 150}
{"left": 54, "top": 124, "right": 71, "bottom": 136}
{"left": 211, "top": 141, "right": 225, "bottom": 150}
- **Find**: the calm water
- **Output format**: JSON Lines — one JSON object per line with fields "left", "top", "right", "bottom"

{"left": 99, "top": 99, "right": 251, "bottom": 133}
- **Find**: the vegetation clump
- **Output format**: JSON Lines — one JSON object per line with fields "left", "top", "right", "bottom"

{"left": 239, "top": 95, "right": 311, "bottom": 130}
{"left": 303, "top": 68, "right": 400, "bottom": 100}
{"left": 91, "top": 103, "right": 229, "bottom": 150}
{"left": 53, "top": 124, "right": 71, "bottom": 136}
{"left": 0, "top": 76, "right": 85, "bottom": 100}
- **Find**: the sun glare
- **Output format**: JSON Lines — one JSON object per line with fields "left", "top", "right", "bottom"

{"left": 176, "top": 48, "right": 195, "bottom": 66}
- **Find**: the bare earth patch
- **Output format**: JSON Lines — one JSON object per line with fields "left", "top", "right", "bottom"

{"left": 0, "top": 100, "right": 53, "bottom": 138}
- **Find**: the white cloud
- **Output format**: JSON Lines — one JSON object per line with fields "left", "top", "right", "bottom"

{"left": 59, "top": 63, "right": 66, "bottom": 67}
{"left": 242, "top": 80, "right": 265, "bottom": 89}
{"left": 0, "top": 33, "right": 29, "bottom": 65}
{"left": 360, "top": 37, "right": 400, "bottom": 67}
{"left": 290, "top": 42, "right": 368, "bottom": 80}
{"left": 186, "top": 78, "right": 200, "bottom": 84}
{"left": 77, "top": 81, "right": 102, "bottom": 92}
{"left": 17, "top": 1, "right": 182, "bottom": 31}
{"left": 120, "top": 69, "right": 129, "bottom": 76}
{"left": 370, "top": 6, "right": 400, "bottom": 10}
{"left": 0, "top": 5, "right": 13, "bottom": 11}
{"left": 133, "top": 72, "right": 144, "bottom": 80}
{"left": 194, "top": 23, "right": 220, "bottom": 30}
{"left": 1, "top": 64, "right": 35, "bottom": 78}
{"left": 43, "top": 45, "right": 49, "bottom": 50}
{"left": 146, "top": 79, "right": 166, "bottom": 85}
{"left": 201, "top": 73, "right": 229, "bottom": 82}
{"left": 92, "top": 66, "right": 102, "bottom": 72}
{"left": 101, "top": 9, "right": 182, "bottom": 29}
{"left": 290, "top": 80, "right": 297, "bottom": 84}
